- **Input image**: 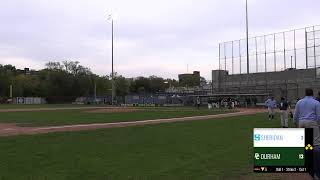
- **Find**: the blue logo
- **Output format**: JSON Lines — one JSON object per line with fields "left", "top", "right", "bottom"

{"left": 254, "top": 134, "right": 261, "bottom": 141}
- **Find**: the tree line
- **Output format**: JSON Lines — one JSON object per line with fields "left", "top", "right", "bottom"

{"left": 0, "top": 61, "right": 184, "bottom": 102}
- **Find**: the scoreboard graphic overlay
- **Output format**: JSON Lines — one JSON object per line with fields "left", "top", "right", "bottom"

{"left": 253, "top": 128, "right": 314, "bottom": 176}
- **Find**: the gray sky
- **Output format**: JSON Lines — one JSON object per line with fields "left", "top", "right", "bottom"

{"left": 0, "top": 0, "right": 319, "bottom": 80}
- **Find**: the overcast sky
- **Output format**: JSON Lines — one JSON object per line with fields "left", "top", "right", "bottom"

{"left": 0, "top": 0, "right": 319, "bottom": 80}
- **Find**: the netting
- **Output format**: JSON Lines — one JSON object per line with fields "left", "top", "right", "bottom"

{"left": 219, "top": 25, "right": 320, "bottom": 74}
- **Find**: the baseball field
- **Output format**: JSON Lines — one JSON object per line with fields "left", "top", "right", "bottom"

{"left": 0, "top": 105, "right": 310, "bottom": 180}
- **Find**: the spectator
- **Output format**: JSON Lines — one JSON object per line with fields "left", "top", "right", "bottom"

{"left": 294, "top": 88, "right": 320, "bottom": 179}
{"left": 317, "top": 91, "right": 320, "bottom": 102}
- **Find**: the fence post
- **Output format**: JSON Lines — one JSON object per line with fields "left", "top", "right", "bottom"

{"left": 283, "top": 32, "right": 286, "bottom": 70}
{"left": 313, "top": 26, "right": 317, "bottom": 69}
{"left": 274, "top": 33, "right": 277, "bottom": 71}
{"left": 255, "top": 37, "right": 258, "bottom": 72}
{"left": 294, "top": 30, "right": 297, "bottom": 69}
{"left": 232, "top": 41, "right": 234, "bottom": 74}
{"left": 239, "top": 40, "right": 242, "bottom": 74}
{"left": 305, "top": 27, "right": 309, "bottom": 69}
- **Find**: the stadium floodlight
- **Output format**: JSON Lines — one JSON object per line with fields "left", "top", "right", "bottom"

{"left": 107, "top": 13, "right": 118, "bottom": 22}
{"left": 107, "top": 13, "right": 117, "bottom": 105}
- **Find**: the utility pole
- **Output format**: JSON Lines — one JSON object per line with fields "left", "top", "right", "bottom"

{"left": 111, "top": 19, "right": 115, "bottom": 105}
{"left": 108, "top": 14, "right": 116, "bottom": 105}
{"left": 94, "top": 81, "right": 97, "bottom": 104}
{"left": 246, "top": 0, "right": 250, "bottom": 74}
{"left": 9, "top": 84, "right": 12, "bottom": 98}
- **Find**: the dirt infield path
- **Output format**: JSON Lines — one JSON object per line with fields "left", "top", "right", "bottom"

{"left": 0, "top": 108, "right": 265, "bottom": 137}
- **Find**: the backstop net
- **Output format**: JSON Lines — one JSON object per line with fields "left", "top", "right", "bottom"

{"left": 219, "top": 25, "right": 320, "bottom": 75}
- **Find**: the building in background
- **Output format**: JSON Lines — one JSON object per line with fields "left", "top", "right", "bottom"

{"left": 212, "top": 68, "right": 320, "bottom": 103}
{"left": 178, "top": 71, "right": 200, "bottom": 87}
{"left": 16, "top": 68, "right": 39, "bottom": 76}
{"left": 212, "top": 25, "right": 320, "bottom": 104}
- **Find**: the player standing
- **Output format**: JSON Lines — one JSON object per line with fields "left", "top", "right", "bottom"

{"left": 265, "top": 96, "right": 276, "bottom": 120}
{"left": 293, "top": 88, "right": 320, "bottom": 179}
{"left": 196, "top": 96, "right": 201, "bottom": 110}
{"left": 279, "top": 97, "right": 289, "bottom": 128}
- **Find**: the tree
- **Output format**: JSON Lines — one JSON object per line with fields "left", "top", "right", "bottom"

{"left": 62, "top": 61, "right": 92, "bottom": 75}
{"left": 0, "top": 64, "right": 16, "bottom": 97}
{"left": 200, "top": 76, "right": 207, "bottom": 86}
{"left": 130, "top": 77, "right": 150, "bottom": 93}
{"left": 45, "top": 62, "right": 63, "bottom": 70}
{"left": 114, "top": 75, "right": 129, "bottom": 97}
{"left": 13, "top": 74, "right": 40, "bottom": 97}
{"left": 0, "top": 61, "right": 183, "bottom": 103}
{"left": 95, "top": 75, "right": 111, "bottom": 96}
{"left": 149, "top": 76, "right": 166, "bottom": 93}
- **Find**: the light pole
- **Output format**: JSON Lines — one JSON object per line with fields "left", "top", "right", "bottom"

{"left": 108, "top": 14, "right": 115, "bottom": 105}
{"left": 246, "top": 0, "right": 250, "bottom": 74}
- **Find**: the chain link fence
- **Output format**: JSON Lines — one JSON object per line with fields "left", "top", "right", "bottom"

{"left": 306, "top": 28, "right": 320, "bottom": 69}
{"left": 219, "top": 25, "right": 320, "bottom": 74}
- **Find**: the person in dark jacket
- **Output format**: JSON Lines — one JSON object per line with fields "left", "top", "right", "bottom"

{"left": 317, "top": 91, "right": 320, "bottom": 102}
{"left": 294, "top": 89, "right": 320, "bottom": 179}
{"left": 315, "top": 91, "right": 320, "bottom": 179}
{"left": 279, "top": 97, "right": 289, "bottom": 128}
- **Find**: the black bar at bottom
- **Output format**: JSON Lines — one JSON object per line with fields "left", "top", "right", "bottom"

{"left": 254, "top": 166, "right": 309, "bottom": 173}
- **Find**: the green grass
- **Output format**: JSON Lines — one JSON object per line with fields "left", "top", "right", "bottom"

{"left": 0, "top": 108, "right": 234, "bottom": 127}
{"left": 0, "top": 113, "right": 289, "bottom": 180}
{"left": 0, "top": 104, "right": 101, "bottom": 109}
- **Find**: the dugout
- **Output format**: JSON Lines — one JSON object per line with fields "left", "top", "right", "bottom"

{"left": 188, "top": 93, "right": 270, "bottom": 107}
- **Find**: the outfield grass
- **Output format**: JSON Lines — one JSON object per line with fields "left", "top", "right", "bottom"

{"left": 0, "top": 113, "right": 291, "bottom": 180}
{"left": 0, "top": 108, "right": 234, "bottom": 127}
{"left": 0, "top": 104, "right": 101, "bottom": 109}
